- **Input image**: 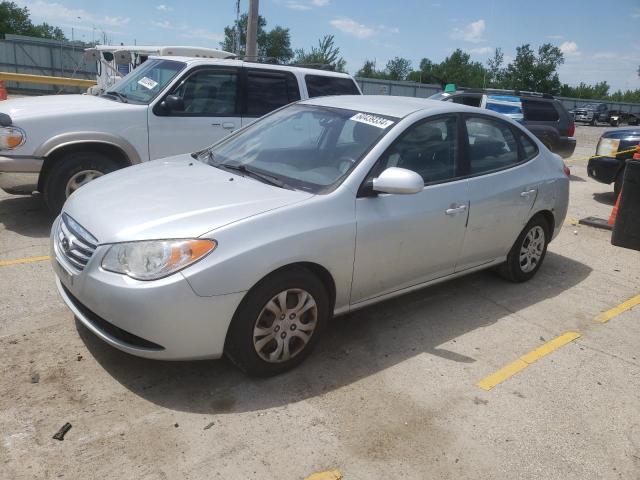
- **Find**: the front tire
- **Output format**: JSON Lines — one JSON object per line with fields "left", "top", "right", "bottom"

{"left": 224, "top": 267, "right": 330, "bottom": 377}
{"left": 498, "top": 214, "right": 550, "bottom": 283}
{"left": 43, "top": 151, "right": 120, "bottom": 215}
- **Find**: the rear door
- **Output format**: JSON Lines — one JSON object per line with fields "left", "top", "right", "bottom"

{"left": 456, "top": 115, "right": 540, "bottom": 271}
{"left": 148, "top": 66, "right": 241, "bottom": 159}
{"left": 521, "top": 98, "right": 561, "bottom": 148}
{"left": 241, "top": 68, "right": 301, "bottom": 127}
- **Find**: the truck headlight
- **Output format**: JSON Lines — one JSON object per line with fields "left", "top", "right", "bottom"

{"left": 101, "top": 239, "right": 216, "bottom": 280}
{"left": 596, "top": 138, "right": 620, "bottom": 157}
{"left": 0, "top": 126, "right": 26, "bottom": 150}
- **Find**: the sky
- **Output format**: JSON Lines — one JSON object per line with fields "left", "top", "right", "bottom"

{"left": 14, "top": 0, "right": 640, "bottom": 92}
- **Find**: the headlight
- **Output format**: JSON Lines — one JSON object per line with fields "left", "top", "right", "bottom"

{"left": 0, "top": 126, "right": 26, "bottom": 150}
{"left": 596, "top": 138, "right": 620, "bottom": 157}
{"left": 101, "top": 239, "right": 216, "bottom": 280}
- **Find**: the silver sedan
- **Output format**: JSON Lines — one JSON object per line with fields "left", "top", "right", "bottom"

{"left": 51, "top": 95, "right": 570, "bottom": 376}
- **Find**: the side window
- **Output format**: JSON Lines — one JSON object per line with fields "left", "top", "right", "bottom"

{"left": 305, "top": 75, "right": 360, "bottom": 98}
{"left": 465, "top": 116, "right": 519, "bottom": 174}
{"left": 522, "top": 99, "right": 560, "bottom": 122}
{"left": 375, "top": 116, "right": 459, "bottom": 184}
{"left": 516, "top": 130, "right": 538, "bottom": 161}
{"left": 452, "top": 95, "right": 481, "bottom": 107}
{"left": 246, "top": 70, "right": 300, "bottom": 117}
{"left": 170, "top": 69, "right": 238, "bottom": 115}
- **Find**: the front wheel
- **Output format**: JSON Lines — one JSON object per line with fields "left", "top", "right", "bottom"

{"left": 224, "top": 267, "right": 330, "bottom": 377}
{"left": 43, "top": 151, "right": 120, "bottom": 214}
{"left": 498, "top": 215, "right": 550, "bottom": 283}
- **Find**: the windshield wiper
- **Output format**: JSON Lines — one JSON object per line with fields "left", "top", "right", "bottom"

{"left": 217, "top": 163, "right": 288, "bottom": 189}
{"left": 104, "top": 91, "right": 128, "bottom": 103}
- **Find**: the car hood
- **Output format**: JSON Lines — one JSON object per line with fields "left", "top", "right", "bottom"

{"left": 62, "top": 155, "right": 314, "bottom": 244}
{"left": 0, "top": 94, "right": 132, "bottom": 122}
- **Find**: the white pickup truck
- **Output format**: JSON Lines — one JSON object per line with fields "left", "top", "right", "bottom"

{"left": 0, "top": 57, "right": 361, "bottom": 212}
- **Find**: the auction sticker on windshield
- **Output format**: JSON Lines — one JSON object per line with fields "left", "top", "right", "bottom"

{"left": 350, "top": 113, "right": 394, "bottom": 129}
{"left": 137, "top": 77, "right": 159, "bottom": 90}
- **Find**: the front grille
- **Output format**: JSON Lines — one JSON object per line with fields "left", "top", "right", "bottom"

{"left": 62, "top": 283, "right": 164, "bottom": 351}
{"left": 56, "top": 214, "right": 98, "bottom": 271}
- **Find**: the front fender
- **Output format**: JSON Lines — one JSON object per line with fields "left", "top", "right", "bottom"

{"left": 34, "top": 132, "right": 142, "bottom": 165}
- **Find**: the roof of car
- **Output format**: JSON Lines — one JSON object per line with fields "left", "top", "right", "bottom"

{"left": 301, "top": 95, "right": 484, "bottom": 119}
{"left": 148, "top": 56, "right": 355, "bottom": 78}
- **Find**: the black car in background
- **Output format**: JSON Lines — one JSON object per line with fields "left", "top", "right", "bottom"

{"left": 430, "top": 88, "right": 576, "bottom": 158}
{"left": 588, "top": 128, "right": 640, "bottom": 195}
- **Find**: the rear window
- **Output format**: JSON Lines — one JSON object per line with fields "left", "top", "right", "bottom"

{"left": 305, "top": 75, "right": 359, "bottom": 98}
{"left": 522, "top": 99, "right": 560, "bottom": 122}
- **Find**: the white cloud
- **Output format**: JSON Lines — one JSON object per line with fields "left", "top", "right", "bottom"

{"left": 15, "top": 1, "right": 129, "bottom": 27}
{"left": 311, "top": 0, "right": 330, "bottom": 5}
{"left": 156, "top": 4, "right": 173, "bottom": 12}
{"left": 150, "top": 20, "right": 173, "bottom": 29}
{"left": 470, "top": 46, "right": 492, "bottom": 55}
{"left": 283, "top": 0, "right": 329, "bottom": 10}
{"left": 450, "top": 19, "right": 485, "bottom": 43}
{"left": 330, "top": 17, "right": 376, "bottom": 39}
{"left": 546, "top": 34, "right": 563, "bottom": 40}
{"left": 560, "top": 41, "right": 580, "bottom": 56}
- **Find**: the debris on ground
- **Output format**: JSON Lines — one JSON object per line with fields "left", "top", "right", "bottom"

{"left": 203, "top": 422, "right": 215, "bottom": 430}
{"left": 52, "top": 422, "right": 72, "bottom": 441}
{"left": 30, "top": 373, "right": 39, "bottom": 383}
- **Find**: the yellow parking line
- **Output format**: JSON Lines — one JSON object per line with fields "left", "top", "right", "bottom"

{"left": 304, "top": 470, "right": 342, "bottom": 480}
{"left": 476, "top": 331, "right": 581, "bottom": 391}
{"left": 596, "top": 294, "right": 640, "bottom": 323}
{"left": 0, "top": 255, "right": 50, "bottom": 267}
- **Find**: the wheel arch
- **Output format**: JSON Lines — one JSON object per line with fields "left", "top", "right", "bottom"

{"left": 532, "top": 209, "right": 555, "bottom": 235}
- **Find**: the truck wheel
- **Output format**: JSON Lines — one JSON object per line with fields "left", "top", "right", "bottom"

{"left": 590, "top": 116, "right": 597, "bottom": 126}
{"left": 43, "top": 151, "right": 120, "bottom": 214}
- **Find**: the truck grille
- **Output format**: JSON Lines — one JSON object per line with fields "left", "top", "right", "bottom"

{"left": 56, "top": 214, "right": 98, "bottom": 271}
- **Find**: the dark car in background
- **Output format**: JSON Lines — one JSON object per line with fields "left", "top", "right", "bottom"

{"left": 430, "top": 88, "right": 576, "bottom": 158}
{"left": 588, "top": 127, "right": 640, "bottom": 195}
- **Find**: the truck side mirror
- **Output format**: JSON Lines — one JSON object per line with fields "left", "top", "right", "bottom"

{"left": 160, "top": 95, "right": 185, "bottom": 114}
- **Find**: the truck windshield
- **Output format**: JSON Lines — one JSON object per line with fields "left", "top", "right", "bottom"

{"left": 102, "top": 59, "right": 185, "bottom": 104}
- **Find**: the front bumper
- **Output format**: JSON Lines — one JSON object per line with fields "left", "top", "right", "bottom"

{"left": 50, "top": 220, "right": 246, "bottom": 360}
{"left": 0, "top": 155, "right": 43, "bottom": 194}
{"left": 574, "top": 113, "right": 594, "bottom": 123}
{"left": 587, "top": 156, "right": 622, "bottom": 185}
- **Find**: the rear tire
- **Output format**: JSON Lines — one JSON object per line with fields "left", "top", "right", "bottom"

{"left": 498, "top": 214, "right": 550, "bottom": 283}
{"left": 224, "top": 267, "right": 330, "bottom": 377}
{"left": 43, "top": 151, "right": 120, "bottom": 215}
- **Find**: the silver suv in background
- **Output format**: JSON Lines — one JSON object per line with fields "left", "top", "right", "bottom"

{"left": 0, "top": 58, "right": 361, "bottom": 213}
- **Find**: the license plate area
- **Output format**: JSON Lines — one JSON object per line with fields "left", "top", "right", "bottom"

{"left": 55, "top": 258, "right": 75, "bottom": 287}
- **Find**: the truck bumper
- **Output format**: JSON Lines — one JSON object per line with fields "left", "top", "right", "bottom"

{"left": 0, "top": 155, "right": 43, "bottom": 194}
{"left": 555, "top": 137, "right": 577, "bottom": 159}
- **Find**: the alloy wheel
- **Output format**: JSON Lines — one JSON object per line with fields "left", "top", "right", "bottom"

{"left": 519, "top": 225, "right": 545, "bottom": 273}
{"left": 65, "top": 170, "right": 104, "bottom": 197}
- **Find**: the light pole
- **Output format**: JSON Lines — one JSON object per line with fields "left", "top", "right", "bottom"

{"left": 246, "top": 0, "right": 259, "bottom": 60}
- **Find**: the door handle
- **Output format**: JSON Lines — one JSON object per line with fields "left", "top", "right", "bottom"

{"left": 212, "top": 122, "right": 236, "bottom": 130}
{"left": 445, "top": 204, "right": 467, "bottom": 216}
{"left": 520, "top": 189, "right": 537, "bottom": 197}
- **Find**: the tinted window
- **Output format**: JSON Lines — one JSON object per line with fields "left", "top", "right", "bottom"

{"left": 517, "top": 130, "right": 538, "bottom": 160}
{"left": 170, "top": 69, "right": 238, "bottom": 115}
{"left": 376, "top": 116, "right": 459, "bottom": 184}
{"left": 465, "top": 117, "right": 519, "bottom": 174}
{"left": 305, "top": 75, "right": 359, "bottom": 97}
{"left": 451, "top": 95, "right": 481, "bottom": 107}
{"left": 522, "top": 99, "right": 559, "bottom": 121}
{"left": 246, "top": 70, "right": 300, "bottom": 117}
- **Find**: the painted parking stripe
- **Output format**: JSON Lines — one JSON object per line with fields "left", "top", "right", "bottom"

{"left": 304, "top": 470, "right": 342, "bottom": 480}
{"left": 0, "top": 255, "right": 50, "bottom": 267}
{"left": 476, "top": 332, "right": 581, "bottom": 391}
{"left": 596, "top": 294, "right": 640, "bottom": 323}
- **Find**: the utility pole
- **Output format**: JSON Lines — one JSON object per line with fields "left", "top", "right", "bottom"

{"left": 246, "top": 0, "right": 259, "bottom": 60}
{"left": 234, "top": 0, "right": 241, "bottom": 55}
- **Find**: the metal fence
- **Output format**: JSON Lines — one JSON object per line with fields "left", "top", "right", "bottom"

{"left": 0, "top": 34, "right": 96, "bottom": 94}
{"left": 356, "top": 77, "right": 640, "bottom": 114}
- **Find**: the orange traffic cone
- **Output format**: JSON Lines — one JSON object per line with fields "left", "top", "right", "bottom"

{"left": 0, "top": 81, "right": 7, "bottom": 101}
{"left": 608, "top": 189, "right": 622, "bottom": 226}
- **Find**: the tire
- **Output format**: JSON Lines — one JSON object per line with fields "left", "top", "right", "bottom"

{"left": 614, "top": 170, "right": 624, "bottom": 197}
{"left": 590, "top": 116, "right": 597, "bottom": 126}
{"left": 224, "top": 267, "right": 330, "bottom": 377}
{"left": 43, "top": 151, "right": 120, "bottom": 215}
{"left": 498, "top": 214, "right": 550, "bottom": 283}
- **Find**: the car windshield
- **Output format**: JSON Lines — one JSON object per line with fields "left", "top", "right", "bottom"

{"left": 102, "top": 59, "right": 185, "bottom": 104}
{"left": 200, "top": 104, "right": 396, "bottom": 193}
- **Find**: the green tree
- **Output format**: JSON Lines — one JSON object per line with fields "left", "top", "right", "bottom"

{"left": 385, "top": 57, "right": 412, "bottom": 81}
{"left": 294, "top": 35, "right": 346, "bottom": 72}
{"left": 0, "top": 1, "right": 66, "bottom": 40}
{"left": 220, "top": 13, "right": 293, "bottom": 63}
{"left": 501, "top": 43, "right": 564, "bottom": 94}
{"left": 356, "top": 59, "right": 379, "bottom": 78}
{"left": 486, "top": 47, "right": 504, "bottom": 88}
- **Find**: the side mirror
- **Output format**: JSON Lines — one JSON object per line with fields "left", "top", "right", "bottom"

{"left": 372, "top": 167, "right": 424, "bottom": 195}
{"left": 160, "top": 95, "right": 184, "bottom": 113}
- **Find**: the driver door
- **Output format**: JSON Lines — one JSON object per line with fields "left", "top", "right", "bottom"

{"left": 148, "top": 67, "right": 240, "bottom": 159}
{"left": 350, "top": 115, "right": 470, "bottom": 304}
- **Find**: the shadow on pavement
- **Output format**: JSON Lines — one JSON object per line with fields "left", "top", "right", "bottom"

{"left": 0, "top": 194, "right": 52, "bottom": 239}
{"left": 79, "top": 251, "right": 592, "bottom": 415}
{"left": 592, "top": 191, "right": 616, "bottom": 206}
{"left": 569, "top": 174, "right": 586, "bottom": 183}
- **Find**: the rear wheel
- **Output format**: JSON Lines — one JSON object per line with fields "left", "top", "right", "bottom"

{"left": 498, "top": 214, "right": 550, "bottom": 283}
{"left": 224, "top": 267, "right": 330, "bottom": 377}
{"left": 43, "top": 151, "right": 120, "bottom": 214}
